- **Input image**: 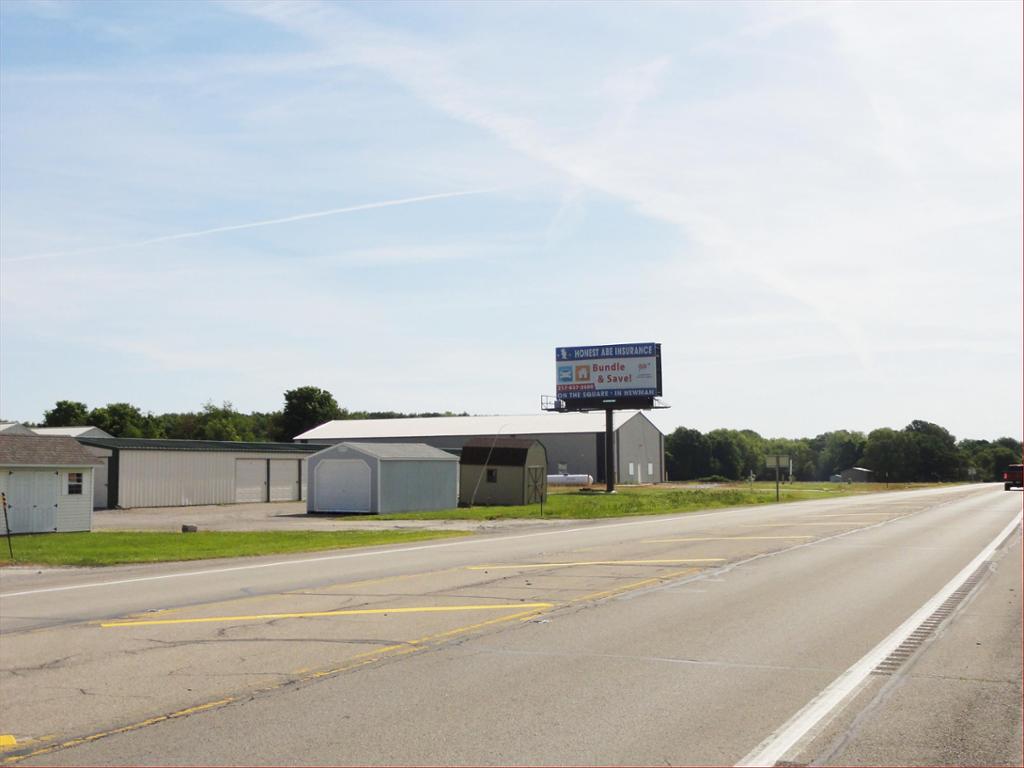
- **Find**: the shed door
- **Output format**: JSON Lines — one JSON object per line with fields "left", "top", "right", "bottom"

{"left": 526, "top": 465, "right": 547, "bottom": 504}
{"left": 5, "top": 470, "right": 58, "bottom": 533}
{"left": 269, "top": 460, "right": 300, "bottom": 501}
{"left": 235, "top": 459, "right": 267, "bottom": 502}
{"left": 314, "top": 459, "right": 371, "bottom": 512}
{"left": 93, "top": 458, "right": 109, "bottom": 509}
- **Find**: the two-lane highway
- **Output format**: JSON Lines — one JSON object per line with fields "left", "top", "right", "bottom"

{"left": 0, "top": 485, "right": 1019, "bottom": 765}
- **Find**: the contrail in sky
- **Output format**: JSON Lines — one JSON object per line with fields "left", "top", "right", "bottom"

{"left": 2, "top": 188, "right": 494, "bottom": 263}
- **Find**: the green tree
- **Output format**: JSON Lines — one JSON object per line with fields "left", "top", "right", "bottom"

{"left": 43, "top": 400, "right": 89, "bottom": 427}
{"left": 707, "top": 429, "right": 744, "bottom": 479}
{"left": 862, "top": 428, "right": 918, "bottom": 482}
{"left": 815, "top": 430, "right": 866, "bottom": 479}
{"left": 88, "top": 403, "right": 148, "bottom": 437}
{"left": 196, "top": 402, "right": 253, "bottom": 441}
{"left": 279, "top": 386, "right": 346, "bottom": 441}
{"left": 904, "top": 420, "right": 958, "bottom": 481}
{"left": 665, "top": 427, "right": 711, "bottom": 480}
{"left": 987, "top": 446, "right": 1021, "bottom": 481}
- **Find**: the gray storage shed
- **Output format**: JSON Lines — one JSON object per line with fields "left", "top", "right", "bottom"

{"left": 0, "top": 435, "right": 102, "bottom": 533}
{"left": 307, "top": 442, "right": 458, "bottom": 514}
{"left": 459, "top": 437, "right": 547, "bottom": 506}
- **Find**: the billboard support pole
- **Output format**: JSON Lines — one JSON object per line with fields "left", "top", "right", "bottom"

{"left": 605, "top": 408, "right": 615, "bottom": 493}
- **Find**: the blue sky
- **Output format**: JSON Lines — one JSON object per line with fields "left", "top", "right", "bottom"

{"left": 1, "top": 0, "right": 1021, "bottom": 441}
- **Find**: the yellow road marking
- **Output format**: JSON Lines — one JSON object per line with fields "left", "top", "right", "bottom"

{"left": 641, "top": 536, "right": 814, "bottom": 543}
{"left": 570, "top": 567, "right": 702, "bottom": 603}
{"left": 2, "top": 699, "right": 234, "bottom": 765}
{"left": 121, "top": 566, "right": 466, "bottom": 621}
{"left": 5, "top": 606, "right": 545, "bottom": 765}
{"left": 0, "top": 737, "right": 16, "bottom": 751}
{"left": 101, "top": 603, "right": 554, "bottom": 628}
{"left": 467, "top": 559, "right": 723, "bottom": 570}
{"left": 7, "top": 560, "right": 713, "bottom": 764}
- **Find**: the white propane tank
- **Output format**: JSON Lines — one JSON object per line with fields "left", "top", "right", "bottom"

{"left": 547, "top": 474, "right": 594, "bottom": 486}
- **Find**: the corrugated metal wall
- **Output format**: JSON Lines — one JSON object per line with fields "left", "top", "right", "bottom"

{"left": 117, "top": 451, "right": 308, "bottom": 508}
{"left": 379, "top": 460, "right": 457, "bottom": 514}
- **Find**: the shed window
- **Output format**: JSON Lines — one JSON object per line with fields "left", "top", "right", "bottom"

{"left": 486, "top": 469, "right": 498, "bottom": 483}
{"left": 648, "top": 463, "right": 654, "bottom": 477}
{"left": 628, "top": 462, "right": 635, "bottom": 477}
{"left": 67, "top": 472, "right": 83, "bottom": 495}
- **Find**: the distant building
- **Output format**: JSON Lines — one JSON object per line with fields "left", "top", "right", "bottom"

{"left": 33, "top": 426, "right": 113, "bottom": 439}
{"left": 839, "top": 467, "right": 874, "bottom": 483}
{"left": 295, "top": 412, "right": 664, "bottom": 485}
{"left": 77, "top": 437, "right": 318, "bottom": 509}
{"left": 0, "top": 422, "right": 35, "bottom": 436}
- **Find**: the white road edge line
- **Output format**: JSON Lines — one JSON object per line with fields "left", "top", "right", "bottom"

{"left": 0, "top": 484, "right": 988, "bottom": 599}
{"left": 735, "top": 510, "right": 1022, "bottom": 768}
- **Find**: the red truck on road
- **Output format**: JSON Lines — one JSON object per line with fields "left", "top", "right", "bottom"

{"left": 1005, "top": 464, "right": 1023, "bottom": 491}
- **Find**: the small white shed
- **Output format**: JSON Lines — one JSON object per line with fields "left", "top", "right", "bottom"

{"left": 307, "top": 442, "right": 458, "bottom": 514}
{"left": 0, "top": 435, "right": 102, "bottom": 533}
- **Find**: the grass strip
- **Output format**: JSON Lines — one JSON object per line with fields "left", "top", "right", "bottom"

{"left": 0, "top": 529, "right": 470, "bottom": 567}
{"left": 340, "top": 482, "right": 949, "bottom": 521}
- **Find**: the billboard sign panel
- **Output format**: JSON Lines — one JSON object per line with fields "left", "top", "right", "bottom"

{"left": 555, "top": 343, "right": 661, "bottom": 406}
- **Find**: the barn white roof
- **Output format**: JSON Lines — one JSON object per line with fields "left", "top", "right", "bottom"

{"left": 32, "top": 426, "right": 113, "bottom": 438}
{"left": 295, "top": 411, "right": 657, "bottom": 442}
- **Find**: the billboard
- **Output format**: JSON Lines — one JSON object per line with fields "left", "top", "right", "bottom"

{"left": 555, "top": 343, "right": 661, "bottom": 409}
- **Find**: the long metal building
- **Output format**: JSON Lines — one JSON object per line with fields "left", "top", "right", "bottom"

{"left": 294, "top": 412, "right": 665, "bottom": 485}
{"left": 77, "top": 438, "right": 319, "bottom": 509}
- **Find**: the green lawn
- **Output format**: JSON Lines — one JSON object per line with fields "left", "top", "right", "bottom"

{"left": 338, "top": 481, "right": 947, "bottom": 522}
{"left": 0, "top": 529, "right": 470, "bottom": 567}
{"left": 0, "top": 481, "right": 952, "bottom": 567}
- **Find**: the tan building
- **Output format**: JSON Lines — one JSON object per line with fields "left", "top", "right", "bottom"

{"left": 459, "top": 437, "right": 547, "bottom": 507}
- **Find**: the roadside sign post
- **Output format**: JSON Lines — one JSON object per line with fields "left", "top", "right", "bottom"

{"left": 1, "top": 492, "right": 13, "bottom": 561}
{"left": 765, "top": 456, "right": 789, "bottom": 503}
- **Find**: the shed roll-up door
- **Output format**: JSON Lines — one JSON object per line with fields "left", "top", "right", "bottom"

{"left": 235, "top": 459, "right": 267, "bottom": 502}
{"left": 269, "top": 460, "right": 300, "bottom": 501}
{"left": 314, "top": 459, "right": 370, "bottom": 512}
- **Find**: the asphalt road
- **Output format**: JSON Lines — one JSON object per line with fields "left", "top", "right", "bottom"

{"left": 1, "top": 485, "right": 1020, "bottom": 766}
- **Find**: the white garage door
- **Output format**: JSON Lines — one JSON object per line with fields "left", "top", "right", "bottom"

{"left": 235, "top": 459, "right": 267, "bottom": 503}
{"left": 4, "top": 470, "right": 58, "bottom": 533}
{"left": 314, "top": 459, "right": 371, "bottom": 512}
{"left": 269, "top": 460, "right": 300, "bottom": 502}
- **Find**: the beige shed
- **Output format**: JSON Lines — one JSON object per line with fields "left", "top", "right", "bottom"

{"left": 459, "top": 437, "right": 547, "bottom": 507}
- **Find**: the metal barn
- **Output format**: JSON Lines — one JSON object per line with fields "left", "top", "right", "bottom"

{"left": 0, "top": 435, "right": 101, "bottom": 533}
{"left": 307, "top": 442, "right": 458, "bottom": 514}
{"left": 76, "top": 438, "right": 318, "bottom": 509}
{"left": 295, "top": 411, "right": 665, "bottom": 485}
{"left": 459, "top": 437, "right": 547, "bottom": 506}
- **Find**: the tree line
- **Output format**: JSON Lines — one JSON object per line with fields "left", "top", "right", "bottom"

{"left": 36, "top": 387, "right": 466, "bottom": 444}
{"left": 665, "top": 421, "right": 1021, "bottom": 483}
{"left": 31, "top": 390, "right": 1021, "bottom": 483}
